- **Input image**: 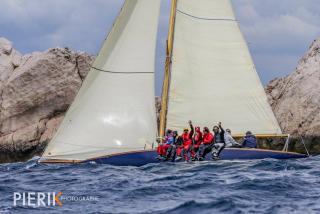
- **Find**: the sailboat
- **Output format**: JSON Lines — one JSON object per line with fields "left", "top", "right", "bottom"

{"left": 39, "top": 0, "right": 307, "bottom": 166}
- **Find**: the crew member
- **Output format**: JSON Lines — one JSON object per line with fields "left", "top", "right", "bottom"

{"left": 191, "top": 126, "right": 202, "bottom": 160}
{"left": 197, "top": 127, "right": 214, "bottom": 160}
{"left": 212, "top": 122, "right": 226, "bottom": 159}
{"left": 179, "top": 120, "right": 194, "bottom": 161}
{"left": 165, "top": 130, "right": 179, "bottom": 161}
{"left": 225, "top": 128, "right": 241, "bottom": 148}
{"left": 242, "top": 131, "right": 257, "bottom": 148}
{"left": 157, "top": 129, "right": 174, "bottom": 159}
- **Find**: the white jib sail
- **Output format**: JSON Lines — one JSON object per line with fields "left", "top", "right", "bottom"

{"left": 42, "top": 0, "right": 160, "bottom": 161}
{"left": 166, "top": 0, "right": 282, "bottom": 135}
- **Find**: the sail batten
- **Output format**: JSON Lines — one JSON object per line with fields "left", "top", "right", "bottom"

{"left": 166, "top": 0, "right": 282, "bottom": 135}
{"left": 41, "top": 0, "right": 161, "bottom": 161}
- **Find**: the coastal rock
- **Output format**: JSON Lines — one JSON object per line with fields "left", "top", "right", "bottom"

{"left": 266, "top": 38, "right": 320, "bottom": 136}
{"left": 39, "top": 115, "right": 64, "bottom": 145}
{"left": 0, "top": 37, "right": 13, "bottom": 55}
{"left": 266, "top": 38, "right": 320, "bottom": 154}
{"left": 0, "top": 38, "right": 94, "bottom": 162}
{"left": 0, "top": 38, "right": 22, "bottom": 85}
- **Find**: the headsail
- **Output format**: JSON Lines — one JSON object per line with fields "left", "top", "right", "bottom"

{"left": 165, "top": 0, "right": 282, "bottom": 135}
{"left": 41, "top": 0, "right": 161, "bottom": 161}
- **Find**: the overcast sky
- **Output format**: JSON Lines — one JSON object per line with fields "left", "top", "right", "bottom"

{"left": 0, "top": 0, "right": 319, "bottom": 95}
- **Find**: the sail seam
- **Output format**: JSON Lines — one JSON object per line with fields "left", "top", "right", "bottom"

{"left": 176, "top": 9, "right": 236, "bottom": 21}
{"left": 91, "top": 66, "right": 154, "bottom": 74}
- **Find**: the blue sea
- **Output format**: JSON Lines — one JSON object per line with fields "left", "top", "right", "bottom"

{"left": 1, "top": 156, "right": 320, "bottom": 214}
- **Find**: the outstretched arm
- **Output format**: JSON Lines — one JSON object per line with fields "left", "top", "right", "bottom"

{"left": 188, "top": 120, "right": 194, "bottom": 139}
{"left": 218, "top": 122, "right": 225, "bottom": 135}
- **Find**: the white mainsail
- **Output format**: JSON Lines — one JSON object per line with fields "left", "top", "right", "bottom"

{"left": 166, "top": 0, "right": 282, "bottom": 135}
{"left": 42, "top": 0, "right": 161, "bottom": 161}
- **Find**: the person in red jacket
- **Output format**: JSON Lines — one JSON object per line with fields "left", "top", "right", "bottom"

{"left": 191, "top": 126, "right": 202, "bottom": 160}
{"left": 157, "top": 129, "right": 174, "bottom": 159}
{"left": 176, "top": 120, "right": 194, "bottom": 161}
{"left": 197, "top": 127, "right": 214, "bottom": 161}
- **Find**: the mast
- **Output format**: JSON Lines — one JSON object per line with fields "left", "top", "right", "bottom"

{"left": 159, "top": 0, "right": 177, "bottom": 138}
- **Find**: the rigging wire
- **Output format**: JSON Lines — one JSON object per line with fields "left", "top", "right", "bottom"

{"left": 91, "top": 66, "right": 154, "bottom": 74}
{"left": 176, "top": 9, "right": 237, "bottom": 22}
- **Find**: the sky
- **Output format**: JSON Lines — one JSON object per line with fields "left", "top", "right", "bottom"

{"left": 0, "top": 0, "right": 319, "bottom": 95}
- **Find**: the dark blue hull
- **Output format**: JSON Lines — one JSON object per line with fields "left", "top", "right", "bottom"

{"left": 89, "top": 148, "right": 307, "bottom": 166}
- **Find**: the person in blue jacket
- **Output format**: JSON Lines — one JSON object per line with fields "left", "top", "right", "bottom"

{"left": 242, "top": 131, "right": 257, "bottom": 148}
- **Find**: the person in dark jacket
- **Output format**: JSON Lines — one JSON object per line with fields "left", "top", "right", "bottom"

{"left": 165, "top": 130, "right": 179, "bottom": 161}
{"left": 211, "top": 122, "right": 226, "bottom": 159}
{"left": 242, "top": 131, "right": 257, "bottom": 148}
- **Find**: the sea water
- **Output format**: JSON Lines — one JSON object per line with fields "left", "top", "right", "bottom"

{"left": 1, "top": 156, "right": 320, "bottom": 214}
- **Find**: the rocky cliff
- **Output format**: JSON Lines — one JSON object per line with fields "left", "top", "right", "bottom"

{"left": 266, "top": 38, "right": 320, "bottom": 136}
{"left": 0, "top": 37, "right": 93, "bottom": 162}
{"left": 266, "top": 38, "right": 320, "bottom": 153}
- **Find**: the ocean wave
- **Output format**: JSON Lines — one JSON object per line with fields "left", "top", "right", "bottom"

{"left": 1, "top": 156, "right": 320, "bottom": 213}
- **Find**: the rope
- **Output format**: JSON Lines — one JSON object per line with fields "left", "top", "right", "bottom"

{"left": 176, "top": 9, "right": 236, "bottom": 22}
{"left": 300, "top": 135, "right": 310, "bottom": 156}
{"left": 282, "top": 134, "right": 290, "bottom": 152}
{"left": 91, "top": 66, "right": 154, "bottom": 74}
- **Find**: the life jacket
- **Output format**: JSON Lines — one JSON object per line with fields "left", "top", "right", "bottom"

{"left": 182, "top": 132, "right": 192, "bottom": 146}
{"left": 194, "top": 127, "right": 203, "bottom": 145}
{"left": 203, "top": 132, "right": 214, "bottom": 145}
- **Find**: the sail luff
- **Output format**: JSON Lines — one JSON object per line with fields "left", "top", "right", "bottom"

{"left": 159, "top": 0, "right": 178, "bottom": 138}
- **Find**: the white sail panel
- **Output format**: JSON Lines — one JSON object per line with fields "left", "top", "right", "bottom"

{"left": 166, "top": 0, "right": 282, "bottom": 135}
{"left": 42, "top": 0, "right": 160, "bottom": 161}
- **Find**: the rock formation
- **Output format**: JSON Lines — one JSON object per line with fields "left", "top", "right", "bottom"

{"left": 0, "top": 37, "right": 93, "bottom": 163}
{"left": 266, "top": 38, "right": 320, "bottom": 135}
{"left": 266, "top": 38, "right": 320, "bottom": 153}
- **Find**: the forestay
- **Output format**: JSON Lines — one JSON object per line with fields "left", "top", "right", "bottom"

{"left": 166, "top": 0, "right": 282, "bottom": 135}
{"left": 42, "top": 0, "right": 160, "bottom": 161}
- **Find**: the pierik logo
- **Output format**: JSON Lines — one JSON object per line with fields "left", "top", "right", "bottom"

{"left": 13, "top": 192, "right": 99, "bottom": 207}
{"left": 13, "top": 192, "right": 63, "bottom": 207}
